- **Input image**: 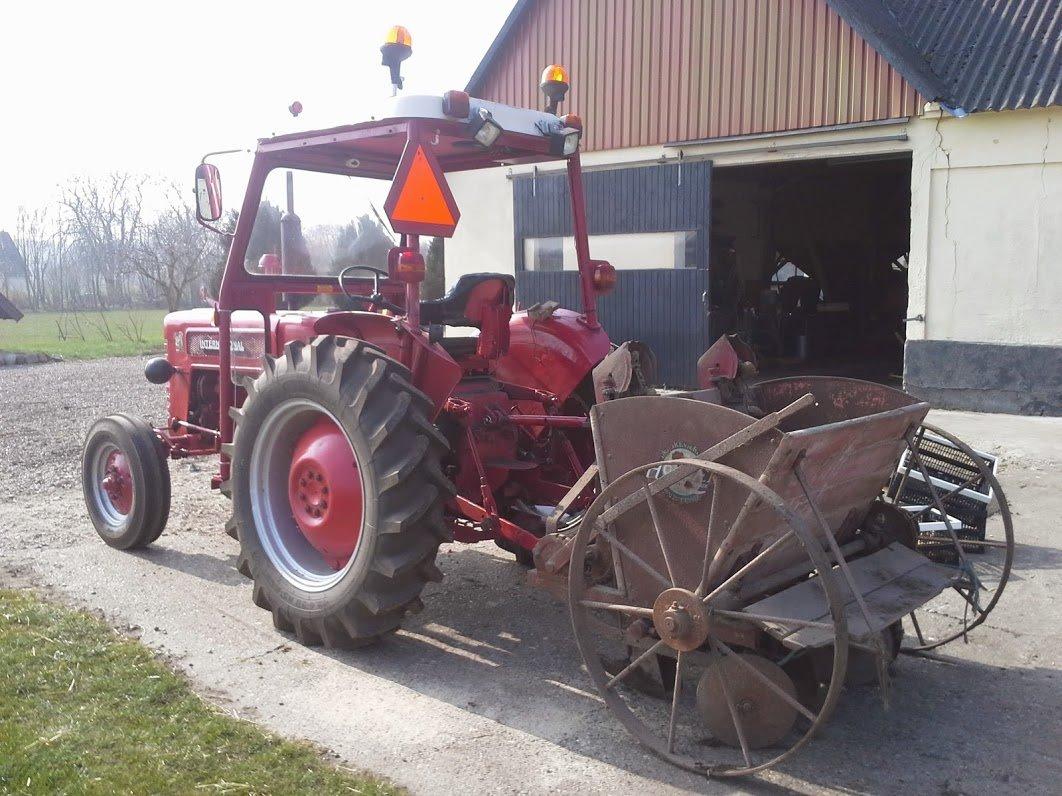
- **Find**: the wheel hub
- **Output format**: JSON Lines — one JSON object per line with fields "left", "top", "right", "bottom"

{"left": 101, "top": 450, "right": 133, "bottom": 514}
{"left": 287, "top": 415, "right": 363, "bottom": 570}
{"left": 653, "top": 588, "right": 710, "bottom": 652}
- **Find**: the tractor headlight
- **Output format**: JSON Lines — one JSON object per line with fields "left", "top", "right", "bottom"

{"left": 470, "top": 109, "right": 503, "bottom": 148}
{"left": 550, "top": 127, "right": 582, "bottom": 156}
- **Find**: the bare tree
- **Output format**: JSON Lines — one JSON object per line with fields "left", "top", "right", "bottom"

{"left": 130, "top": 187, "right": 217, "bottom": 312}
{"left": 13, "top": 207, "right": 55, "bottom": 310}
{"left": 60, "top": 173, "right": 147, "bottom": 309}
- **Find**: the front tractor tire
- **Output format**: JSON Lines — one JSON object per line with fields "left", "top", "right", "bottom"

{"left": 229, "top": 337, "right": 452, "bottom": 649}
{"left": 83, "top": 414, "right": 171, "bottom": 549}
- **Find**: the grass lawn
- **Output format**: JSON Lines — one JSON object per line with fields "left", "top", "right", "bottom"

{"left": 0, "top": 310, "right": 167, "bottom": 359}
{"left": 0, "top": 589, "right": 399, "bottom": 795}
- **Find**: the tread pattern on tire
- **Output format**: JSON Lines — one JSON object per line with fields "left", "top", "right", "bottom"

{"left": 230, "top": 336, "right": 453, "bottom": 649}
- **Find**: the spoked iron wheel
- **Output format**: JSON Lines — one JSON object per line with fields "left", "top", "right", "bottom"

{"left": 887, "top": 423, "right": 1015, "bottom": 651}
{"left": 569, "top": 459, "right": 849, "bottom": 777}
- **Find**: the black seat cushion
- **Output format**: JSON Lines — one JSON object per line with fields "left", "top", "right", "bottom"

{"left": 420, "top": 273, "right": 515, "bottom": 328}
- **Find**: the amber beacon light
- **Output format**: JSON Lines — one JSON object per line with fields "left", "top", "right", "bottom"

{"left": 540, "top": 64, "right": 570, "bottom": 114}
{"left": 381, "top": 26, "right": 413, "bottom": 92}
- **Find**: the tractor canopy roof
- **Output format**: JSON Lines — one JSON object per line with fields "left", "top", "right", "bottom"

{"left": 255, "top": 94, "right": 579, "bottom": 180}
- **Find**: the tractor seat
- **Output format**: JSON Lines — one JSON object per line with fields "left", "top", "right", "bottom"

{"left": 420, "top": 273, "right": 515, "bottom": 328}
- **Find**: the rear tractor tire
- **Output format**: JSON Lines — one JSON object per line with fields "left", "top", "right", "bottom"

{"left": 229, "top": 336, "right": 452, "bottom": 649}
{"left": 82, "top": 414, "right": 171, "bottom": 549}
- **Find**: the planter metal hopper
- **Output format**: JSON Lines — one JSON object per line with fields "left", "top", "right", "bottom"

{"left": 562, "top": 374, "right": 1014, "bottom": 776}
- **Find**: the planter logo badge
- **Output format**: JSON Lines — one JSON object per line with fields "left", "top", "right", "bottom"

{"left": 646, "top": 443, "right": 708, "bottom": 503}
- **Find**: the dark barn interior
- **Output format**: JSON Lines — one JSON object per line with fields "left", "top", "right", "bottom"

{"left": 709, "top": 154, "right": 912, "bottom": 384}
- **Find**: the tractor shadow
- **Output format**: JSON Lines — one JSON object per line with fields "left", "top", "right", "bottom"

{"left": 297, "top": 543, "right": 1062, "bottom": 794}
{"left": 129, "top": 546, "right": 245, "bottom": 587}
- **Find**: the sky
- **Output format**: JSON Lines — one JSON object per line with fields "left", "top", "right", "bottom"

{"left": 0, "top": 0, "right": 517, "bottom": 230}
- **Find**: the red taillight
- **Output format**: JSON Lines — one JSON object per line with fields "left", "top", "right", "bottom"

{"left": 396, "top": 250, "right": 425, "bottom": 283}
{"left": 442, "top": 90, "right": 470, "bottom": 119}
{"left": 592, "top": 261, "right": 617, "bottom": 293}
{"left": 259, "top": 253, "right": 282, "bottom": 275}
{"left": 560, "top": 113, "right": 583, "bottom": 130}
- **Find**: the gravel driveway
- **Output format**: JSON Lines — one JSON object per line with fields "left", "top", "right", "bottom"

{"left": 1, "top": 357, "right": 1060, "bottom": 795}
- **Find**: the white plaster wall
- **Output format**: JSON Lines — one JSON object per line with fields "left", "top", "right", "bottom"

{"left": 906, "top": 106, "right": 1061, "bottom": 346}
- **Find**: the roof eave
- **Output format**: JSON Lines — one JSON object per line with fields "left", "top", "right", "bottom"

{"left": 465, "top": 0, "right": 535, "bottom": 95}
{"left": 825, "top": 0, "right": 951, "bottom": 108}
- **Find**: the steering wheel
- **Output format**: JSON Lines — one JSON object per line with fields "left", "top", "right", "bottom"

{"left": 337, "top": 265, "right": 402, "bottom": 313}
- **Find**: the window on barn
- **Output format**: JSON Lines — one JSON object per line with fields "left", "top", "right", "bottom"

{"left": 523, "top": 231, "right": 700, "bottom": 271}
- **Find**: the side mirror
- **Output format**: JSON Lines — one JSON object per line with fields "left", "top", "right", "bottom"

{"left": 194, "top": 163, "right": 223, "bottom": 222}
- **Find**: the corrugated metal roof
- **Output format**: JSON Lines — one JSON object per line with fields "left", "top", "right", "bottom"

{"left": 829, "top": 0, "right": 1061, "bottom": 112}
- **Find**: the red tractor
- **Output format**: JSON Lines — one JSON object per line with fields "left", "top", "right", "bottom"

{"left": 82, "top": 31, "right": 619, "bottom": 648}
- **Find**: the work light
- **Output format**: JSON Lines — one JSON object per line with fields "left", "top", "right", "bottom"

{"left": 550, "top": 127, "right": 582, "bottom": 156}
{"left": 470, "top": 108, "right": 503, "bottom": 148}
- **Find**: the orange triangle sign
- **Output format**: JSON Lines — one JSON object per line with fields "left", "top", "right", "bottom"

{"left": 384, "top": 144, "right": 460, "bottom": 236}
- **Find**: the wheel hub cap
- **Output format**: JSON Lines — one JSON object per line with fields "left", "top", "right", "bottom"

{"left": 653, "top": 588, "right": 710, "bottom": 652}
{"left": 287, "top": 416, "right": 363, "bottom": 570}
{"left": 101, "top": 450, "right": 133, "bottom": 514}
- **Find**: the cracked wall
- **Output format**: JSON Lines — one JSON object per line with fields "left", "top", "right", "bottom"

{"left": 907, "top": 106, "right": 1062, "bottom": 347}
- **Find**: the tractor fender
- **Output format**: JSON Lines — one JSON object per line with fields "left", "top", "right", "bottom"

{"left": 495, "top": 309, "right": 612, "bottom": 402}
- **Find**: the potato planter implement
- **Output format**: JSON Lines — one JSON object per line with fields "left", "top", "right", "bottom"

{"left": 82, "top": 31, "right": 1015, "bottom": 778}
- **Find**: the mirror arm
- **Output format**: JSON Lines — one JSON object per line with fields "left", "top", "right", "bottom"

{"left": 195, "top": 217, "right": 235, "bottom": 238}
{"left": 200, "top": 148, "right": 248, "bottom": 164}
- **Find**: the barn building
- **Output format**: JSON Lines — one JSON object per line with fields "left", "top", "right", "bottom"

{"left": 446, "top": 0, "right": 1061, "bottom": 415}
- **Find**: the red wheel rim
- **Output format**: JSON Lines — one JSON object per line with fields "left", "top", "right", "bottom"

{"left": 287, "top": 415, "right": 363, "bottom": 570}
{"left": 101, "top": 449, "right": 133, "bottom": 515}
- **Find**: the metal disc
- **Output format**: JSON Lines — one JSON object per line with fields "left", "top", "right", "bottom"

{"left": 696, "top": 653, "right": 798, "bottom": 749}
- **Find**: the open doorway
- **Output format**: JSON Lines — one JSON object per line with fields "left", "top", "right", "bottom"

{"left": 709, "top": 154, "right": 912, "bottom": 384}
